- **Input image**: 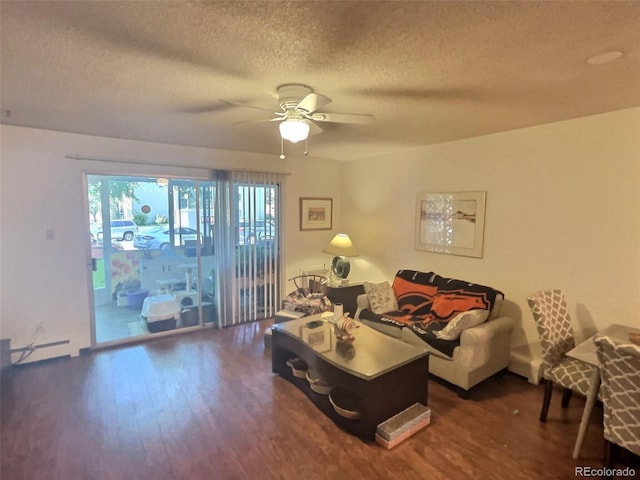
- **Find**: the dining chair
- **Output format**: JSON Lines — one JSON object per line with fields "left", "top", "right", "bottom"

{"left": 289, "top": 274, "right": 328, "bottom": 295}
{"left": 527, "top": 289, "right": 598, "bottom": 422}
{"left": 594, "top": 335, "right": 640, "bottom": 469}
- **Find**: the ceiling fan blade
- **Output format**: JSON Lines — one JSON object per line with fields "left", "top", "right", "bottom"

{"left": 309, "top": 112, "right": 375, "bottom": 125}
{"left": 308, "top": 122, "right": 323, "bottom": 136}
{"left": 220, "top": 99, "right": 279, "bottom": 114}
{"left": 296, "top": 93, "right": 331, "bottom": 114}
{"left": 180, "top": 101, "right": 234, "bottom": 114}
{"left": 232, "top": 116, "right": 283, "bottom": 126}
{"left": 345, "top": 86, "right": 481, "bottom": 101}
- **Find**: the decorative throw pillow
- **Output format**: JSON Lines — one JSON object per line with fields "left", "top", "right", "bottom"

{"left": 434, "top": 309, "right": 490, "bottom": 341}
{"left": 364, "top": 281, "right": 399, "bottom": 315}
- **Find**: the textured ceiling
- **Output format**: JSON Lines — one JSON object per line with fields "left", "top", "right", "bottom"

{"left": 1, "top": 1, "right": 639, "bottom": 161}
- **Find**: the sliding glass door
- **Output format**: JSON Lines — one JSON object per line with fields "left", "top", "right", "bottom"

{"left": 86, "top": 171, "right": 281, "bottom": 346}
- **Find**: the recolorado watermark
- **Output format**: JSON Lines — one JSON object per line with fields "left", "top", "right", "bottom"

{"left": 575, "top": 466, "right": 636, "bottom": 477}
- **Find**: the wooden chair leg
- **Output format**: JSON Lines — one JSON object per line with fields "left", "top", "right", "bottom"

{"left": 603, "top": 440, "right": 614, "bottom": 479}
{"left": 540, "top": 379, "right": 553, "bottom": 422}
{"left": 561, "top": 388, "right": 572, "bottom": 408}
{"left": 619, "top": 446, "right": 630, "bottom": 466}
{"left": 605, "top": 440, "right": 616, "bottom": 467}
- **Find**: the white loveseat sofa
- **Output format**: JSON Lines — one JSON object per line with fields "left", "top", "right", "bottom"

{"left": 354, "top": 270, "right": 514, "bottom": 397}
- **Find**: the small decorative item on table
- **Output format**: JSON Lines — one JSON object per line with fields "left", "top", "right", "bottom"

{"left": 321, "top": 314, "right": 357, "bottom": 342}
{"left": 301, "top": 321, "right": 332, "bottom": 353}
{"left": 322, "top": 308, "right": 357, "bottom": 341}
{"left": 336, "top": 339, "right": 356, "bottom": 360}
{"left": 333, "top": 316, "right": 357, "bottom": 341}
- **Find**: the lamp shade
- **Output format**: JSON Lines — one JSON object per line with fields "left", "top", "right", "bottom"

{"left": 279, "top": 119, "right": 310, "bottom": 143}
{"left": 322, "top": 234, "right": 359, "bottom": 257}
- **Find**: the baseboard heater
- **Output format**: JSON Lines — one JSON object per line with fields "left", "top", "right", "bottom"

{"left": 10, "top": 340, "right": 72, "bottom": 365}
{"left": 10, "top": 339, "right": 71, "bottom": 353}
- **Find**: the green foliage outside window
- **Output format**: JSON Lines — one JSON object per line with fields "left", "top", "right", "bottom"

{"left": 133, "top": 212, "right": 148, "bottom": 226}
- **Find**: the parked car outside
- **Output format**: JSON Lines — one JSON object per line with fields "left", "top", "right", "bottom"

{"left": 133, "top": 226, "right": 200, "bottom": 250}
{"left": 237, "top": 220, "right": 275, "bottom": 245}
{"left": 92, "top": 220, "right": 139, "bottom": 241}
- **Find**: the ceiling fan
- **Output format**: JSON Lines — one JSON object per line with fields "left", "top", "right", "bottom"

{"left": 222, "top": 84, "right": 375, "bottom": 157}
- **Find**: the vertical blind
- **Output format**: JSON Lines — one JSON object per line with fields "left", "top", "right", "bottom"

{"left": 212, "top": 170, "right": 282, "bottom": 327}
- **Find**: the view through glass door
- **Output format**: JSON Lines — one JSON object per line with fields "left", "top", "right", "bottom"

{"left": 87, "top": 175, "right": 216, "bottom": 345}
{"left": 87, "top": 172, "right": 282, "bottom": 345}
{"left": 229, "top": 174, "right": 281, "bottom": 324}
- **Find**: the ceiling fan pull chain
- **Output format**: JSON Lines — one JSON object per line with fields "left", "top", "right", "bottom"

{"left": 279, "top": 137, "right": 285, "bottom": 159}
{"left": 304, "top": 137, "right": 308, "bottom": 156}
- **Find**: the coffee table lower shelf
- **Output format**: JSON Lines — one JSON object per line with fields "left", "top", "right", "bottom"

{"left": 271, "top": 328, "right": 429, "bottom": 441}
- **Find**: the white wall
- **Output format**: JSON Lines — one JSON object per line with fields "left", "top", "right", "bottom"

{"left": 0, "top": 125, "right": 343, "bottom": 362}
{"left": 3, "top": 108, "right": 638, "bottom": 364}
{"left": 342, "top": 107, "right": 640, "bottom": 351}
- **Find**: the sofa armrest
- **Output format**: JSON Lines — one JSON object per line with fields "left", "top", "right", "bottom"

{"left": 354, "top": 294, "right": 370, "bottom": 320}
{"left": 436, "top": 315, "right": 514, "bottom": 391}
{"left": 459, "top": 315, "right": 514, "bottom": 346}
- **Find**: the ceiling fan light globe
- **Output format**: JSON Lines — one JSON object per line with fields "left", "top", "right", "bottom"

{"left": 279, "top": 120, "right": 310, "bottom": 143}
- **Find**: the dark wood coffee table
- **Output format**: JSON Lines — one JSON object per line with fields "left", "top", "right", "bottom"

{"left": 271, "top": 314, "right": 429, "bottom": 440}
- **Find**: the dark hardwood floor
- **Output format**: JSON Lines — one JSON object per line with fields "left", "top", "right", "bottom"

{"left": 0, "top": 319, "right": 634, "bottom": 479}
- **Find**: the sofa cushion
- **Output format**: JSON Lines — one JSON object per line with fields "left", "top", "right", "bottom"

{"left": 434, "top": 309, "right": 490, "bottom": 341}
{"left": 363, "top": 281, "right": 399, "bottom": 314}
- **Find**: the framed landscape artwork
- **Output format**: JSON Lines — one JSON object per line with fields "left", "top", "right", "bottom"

{"left": 415, "top": 191, "right": 486, "bottom": 258}
{"left": 300, "top": 197, "right": 333, "bottom": 231}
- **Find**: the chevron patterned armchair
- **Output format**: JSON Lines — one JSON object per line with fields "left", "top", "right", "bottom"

{"left": 594, "top": 335, "right": 640, "bottom": 471}
{"left": 527, "top": 289, "right": 598, "bottom": 422}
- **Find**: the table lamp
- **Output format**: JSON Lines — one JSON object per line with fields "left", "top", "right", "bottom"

{"left": 322, "top": 233, "right": 359, "bottom": 282}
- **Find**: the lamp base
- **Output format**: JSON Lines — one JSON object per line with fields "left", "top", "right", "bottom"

{"left": 331, "top": 256, "right": 351, "bottom": 280}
